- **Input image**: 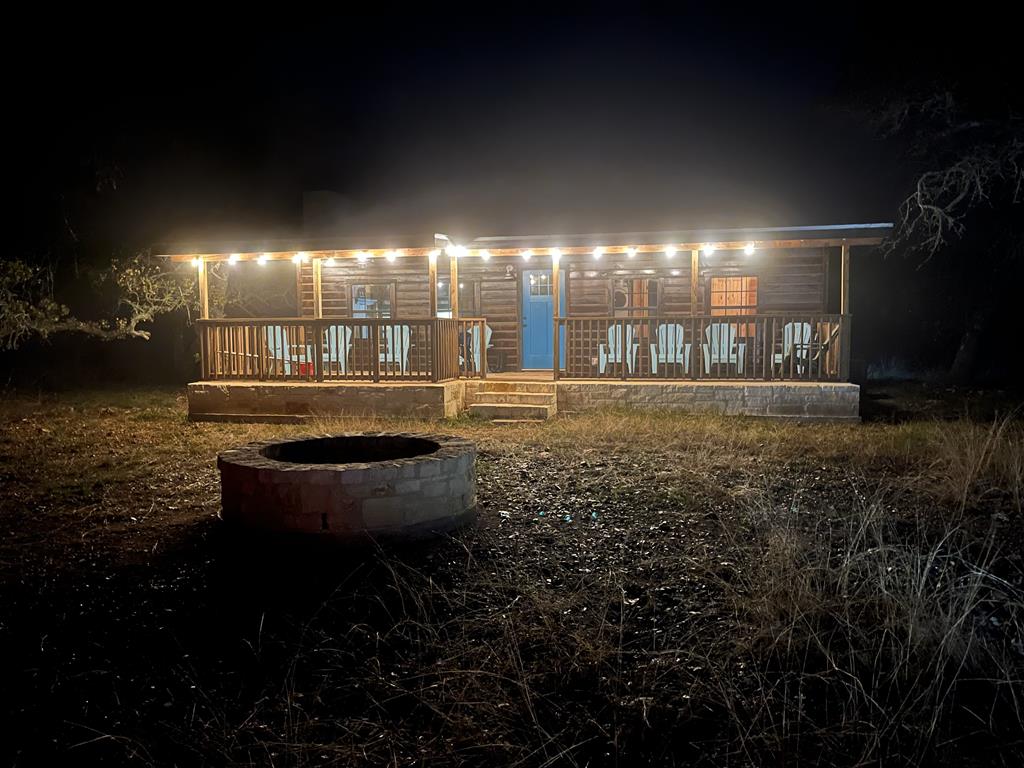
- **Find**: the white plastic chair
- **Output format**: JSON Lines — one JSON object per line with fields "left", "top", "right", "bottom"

{"left": 266, "top": 325, "right": 309, "bottom": 376}
{"left": 380, "top": 324, "right": 411, "bottom": 374}
{"left": 599, "top": 324, "right": 636, "bottom": 374}
{"left": 459, "top": 324, "right": 493, "bottom": 372}
{"left": 322, "top": 325, "right": 354, "bottom": 374}
{"left": 772, "top": 321, "right": 812, "bottom": 375}
{"left": 649, "top": 323, "right": 690, "bottom": 375}
{"left": 702, "top": 322, "right": 745, "bottom": 375}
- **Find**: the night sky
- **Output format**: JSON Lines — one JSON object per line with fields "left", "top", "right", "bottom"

{"left": 9, "top": 6, "right": 1016, "bottom": 253}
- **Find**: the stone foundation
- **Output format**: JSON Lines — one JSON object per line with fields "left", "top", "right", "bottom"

{"left": 556, "top": 381, "right": 860, "bottom": 420}
{"left": 188, "top": 381, "right": 464, "bottom": 421}
{"left": 189, "top": 380, "right": 860, "bottom": 422}
{"left": 218, "top": 433, "right": 476, "bottom": 536}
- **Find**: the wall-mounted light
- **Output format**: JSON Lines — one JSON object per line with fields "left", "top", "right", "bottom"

{"left": 355, "top": 251, "right": 369, "bottom": 264}
{"left": 191, "top": 257, "right": 201, "bottom": 268}
{"left": 325, "top": 256, "right": 336, "bottom": 266}
{"left": 385, "top": 250, "right": 399, "bottom": 262}
{"left": 703, "top": 244, "right": 716, "bottom": 256}
{"left": 258, "top": 253, "right": 269, "bottom": 265}
{"left": 551, "top": 247, "right": 562, "bottom": 264}
{"left": 592, "top": 246, "right": 604, "bottom": 260}
{"left": 479, "top": 249, "right": 491, "bottom": 261}
{"left": 664, "top": 246, "right": 677, "bottom": 258}
{"left": 744, "top": 243, "right": 756, "bottom": 255}
{"left": 447, "top": 244, "right": 467, "bottom": 258}
{"left": 228, "top": 253, "right": 240, "bottom": 265}
{"left": 626, "top": 246, "right": 638, "bottom": 258}
{"left": 522, "top": 249, "right": 534, "bottom": 261}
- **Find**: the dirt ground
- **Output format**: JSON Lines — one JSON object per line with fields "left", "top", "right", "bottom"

{"left": 0, "top": 383, "right": 1021, "bottom": 766}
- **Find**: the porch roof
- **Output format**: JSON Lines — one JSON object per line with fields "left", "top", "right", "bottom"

{"left": 157, "top": 222, "right": 890, "bottom": 262}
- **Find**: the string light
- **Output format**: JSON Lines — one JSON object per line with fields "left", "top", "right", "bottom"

{"left": 592, "top": 246, "right": 604, "bottom": 260}
{"left": 703, "top": 244, "right": 716, "bottom": 256}
{"left": 664, "top": 245, "right": 677, "bottom": 258}
{"left": 522, "top": 249, "right": 534, "bottom": 261}
{"left": 626, "top": 247, "right": 638, "bottom": 258}
{"left": 744, "top": 242, "right": 756, "bottom": 255}
{"left": 228, "top": 253, "right": 240, "bottom": 265}
{"left": 258, "top": 253, "right": 269, "bottom": 265}
{"left": 385, "top": 250, "right": 399, "bottom": 262}
{"left": 479, "top": 249, "right": 491, "bottom": 261}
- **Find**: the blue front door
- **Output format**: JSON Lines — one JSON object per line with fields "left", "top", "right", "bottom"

{"left": 521, "top": 269, "right": 565, "bottom": 369}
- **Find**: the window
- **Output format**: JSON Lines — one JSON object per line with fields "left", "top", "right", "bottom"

{"left": 527, "top": 273, "right": 552, "bottom": 297}
{"left": 612, "top": 278, "right": 659, "bottom": 316}
{"left": 710, "top": 276, "right": 758, "bottom": 315}
{"left": 437, "top": 280, "right": 480, "bottom": 317}
{"left": 351, "top": 283, "right": 394, "bottom": 318}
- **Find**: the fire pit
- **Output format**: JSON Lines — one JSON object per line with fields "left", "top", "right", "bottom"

{"left": 217, "top": 433, "right": 476, "bottom": 537}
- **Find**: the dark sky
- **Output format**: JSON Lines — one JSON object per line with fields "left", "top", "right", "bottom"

{"left": 10, "top": 5, "right": 1015, "bottom": 252}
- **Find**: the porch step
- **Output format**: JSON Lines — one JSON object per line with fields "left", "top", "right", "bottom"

{"left": 469, "top": 402, "right": 555, "bottom": 421}
{"left": 472, "top": 391, "right": 554, "bottom": 405}
{"left": 475, "top": 381, "right": 556, "bottom": 394}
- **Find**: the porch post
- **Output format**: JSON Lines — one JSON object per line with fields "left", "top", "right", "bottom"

{"left": 197, "top": 257, "right": 209, "bottom": 319}
{"left": 551, "top": 250, "right": 561, "bottom": 381}
{"left": 449, "top": 251, "right": 459, "bottom": 317}
{"left": 840, "top": 243, "right": 852, "bottom": 381}
{"left": 312, "top": 257, "right": 323, "bottom": 318}
{"left": 840, "top": 244, "right": 850, "bottom": 314}
{"left": 690, "top": 249, "right": 699, "bottom": 315}
{"left": 428, "top": 251, "right": 438, "bottom": 317}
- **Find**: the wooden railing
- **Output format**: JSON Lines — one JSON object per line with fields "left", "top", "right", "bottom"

{"left": 197, "top": 318, "right": 489, "bottom": 383}
{"left": 554, "top": 314, "right": 851, "bottom": 382}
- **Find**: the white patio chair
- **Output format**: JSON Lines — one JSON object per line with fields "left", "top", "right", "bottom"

{"left": 322, "top": 325, "right": 354, "bottom": 374}
{"left": 772, "top": 321, "right": 812, "bottom": 375}
{"left": 459, "top": 324, "right": 493, "bottom": 372}
{"left": 380, "top": 324, "right": 411, "bottom": 374}
{"left": 266, "top": 325, "right": 309, "bottom": 376}
{"left": 649, "top": 323, "right": 690, "bottom": 375}
{"left": 702, "top": 322, "right": 745, "bottom": 375}
{"left": 599, "top": 324, "right": 636, "bottom": 374}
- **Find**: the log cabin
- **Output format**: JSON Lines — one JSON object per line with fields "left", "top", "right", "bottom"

{"left": 161, "top": 223, "right": 890, "bottom": 422}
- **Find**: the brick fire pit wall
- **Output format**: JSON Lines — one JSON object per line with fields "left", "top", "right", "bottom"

{"left": 218, "top": 433, "right": 476, "bottom": 537}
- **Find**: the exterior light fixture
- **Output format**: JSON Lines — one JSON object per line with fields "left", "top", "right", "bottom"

{"left": 551, "top": 247, "right": 562, "bottom": 263}
{"left": 355, "top": 251, "right": 369, "bottom": 263}
{"left": 385, "top": 250, "right": 399, "bottom": 262}
{"left": 664, "top": 245, "right": 677, "bottom": 258}
{"left": 522, "top": 249, "right": 534, "bottom": 261}
{"left": 592, "top": 246, "right": 604, "bottom": 260}
{"left": 744, "top": 242, "right": 755, "bottom": 255}
{"left": 626, "top": 246, "right": 638, "bottom": 258}
{"left": 447, "top": 244, "right": 467, "bottom": 258}
{"left": 258, "top": 253, "right": 269, "bottom": 265}
{"left": 291, "top": 253, "right": 302, "bottom": 264}
{"left": 458, "top": 282, "right": 464, "bottom": 289}
{"left": 325, "top": 256, "right": 336, "bottom": 266}
{"left": 428, "top": 248, "right": 441, "bottom": 258}
{"left": 703, "top": 244, "right": 716, "bottom": 256}
{"left": 670, "top": 269, "right": 681, "bottom": 276}
{"left": 479, "top": 249, "right": 491, "bottom": 261}
{"left": 228, "top": 253, "right": 240, "bottom": 265}
{"left": 191, "top": 257, "right": 201, "bottom": 268}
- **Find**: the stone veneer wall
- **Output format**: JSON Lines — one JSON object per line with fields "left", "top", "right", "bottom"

{"left": 188, "top": 381, "right": 464, "bottom": 421}
{"left": 556, "top": 382, "right": 860, "bottom": 420}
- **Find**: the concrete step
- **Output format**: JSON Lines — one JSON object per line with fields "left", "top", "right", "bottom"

{"left": 472, "top": 391, "right": 555, "bottom": 405}
{"left": 469, "top": 402, "right": 555, "bottom": 420}
{"left": 477, "top": 381, "right": 556, "bottom": 394}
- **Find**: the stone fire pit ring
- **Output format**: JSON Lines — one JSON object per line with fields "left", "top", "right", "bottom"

{"left": 218, "top": 433, "right": 476, "bottom": 537}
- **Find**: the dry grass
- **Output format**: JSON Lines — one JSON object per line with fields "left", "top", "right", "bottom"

{"left": 0, "top": 387, "right": 1022, "bottom": 766}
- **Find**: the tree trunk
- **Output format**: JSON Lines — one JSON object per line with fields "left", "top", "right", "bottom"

{"left": 948, "top": 308, "right": 987, "bottom": 383}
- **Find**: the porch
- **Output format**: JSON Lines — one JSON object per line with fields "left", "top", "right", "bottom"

{"left": 165, "top": 223, "right": 889, "bottom": 421}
